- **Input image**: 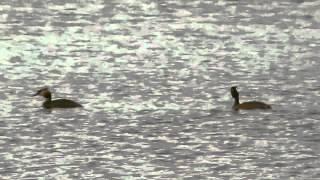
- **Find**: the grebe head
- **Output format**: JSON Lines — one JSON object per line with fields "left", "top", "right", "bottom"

{"left": 33, "top": 87, "right": 51, "bottom": 99}
{"left": 230, "top": 86, "right": 239, "bottom": 99}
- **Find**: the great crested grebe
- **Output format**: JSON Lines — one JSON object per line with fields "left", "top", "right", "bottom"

{"left": 231, "top": 86, "right": 271, "bottom": 111}
{"left": 33, "top": 87, "right": 82, "bottom": 109}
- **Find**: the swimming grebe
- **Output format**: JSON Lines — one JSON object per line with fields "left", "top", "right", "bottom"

{"left": 231, "top": 86, "right": 271, "bottom": 110}
{"left": 33, "top": 87, "right": 82, "bottom": 109}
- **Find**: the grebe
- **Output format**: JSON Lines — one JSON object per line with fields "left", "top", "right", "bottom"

{"left": 33, "top": 87, "right": 82, "bottom": 109}
{"left": 231, "top": 86, "right": 271, "bottom": 110}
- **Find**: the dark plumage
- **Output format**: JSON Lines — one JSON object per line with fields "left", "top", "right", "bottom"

{"left": 231, "top": 86, "right": 271, "bottom": 110}
{"left": 33, "top": 87, "right": 82, "bottom": 109}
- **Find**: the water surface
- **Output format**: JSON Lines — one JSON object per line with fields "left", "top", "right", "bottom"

{"left": 0, "top": 0, "right": 320, "bottom": 179}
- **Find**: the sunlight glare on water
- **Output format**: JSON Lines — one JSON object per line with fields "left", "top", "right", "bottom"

{"left": 0, "top": 0, "right": 320, "bottom": 179}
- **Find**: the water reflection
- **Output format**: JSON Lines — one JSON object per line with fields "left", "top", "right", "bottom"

{"left": 0, "top": 0, "right": 320, "bottom": 179}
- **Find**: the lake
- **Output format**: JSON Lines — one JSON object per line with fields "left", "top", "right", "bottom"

{"left": 0, "top": 0, "right": 320, "bottom": 179}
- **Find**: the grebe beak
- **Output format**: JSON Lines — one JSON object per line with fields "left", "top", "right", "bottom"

{"left": 32, "top": 91, "right": 40, "bottom": 96}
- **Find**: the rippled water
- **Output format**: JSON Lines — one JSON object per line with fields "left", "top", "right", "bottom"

{"left": 1, "top": 0, "right": 320, "bottom": 179}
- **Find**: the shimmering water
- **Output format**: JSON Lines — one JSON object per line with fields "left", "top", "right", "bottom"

{"left": 1, "top": 0, "right": 320, "bottom": 179}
